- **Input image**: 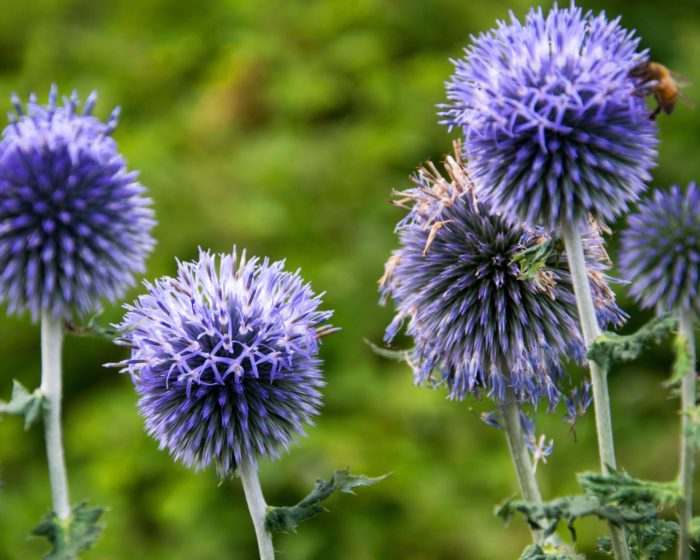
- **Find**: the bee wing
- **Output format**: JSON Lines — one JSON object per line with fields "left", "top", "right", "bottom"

{"left": 669, "top": 70, "right": 695, "bottom": 109}
{"left": 670, "top": 69, "right": 692, "bottom": 85}
{"left": 677, "top": 88, "right": 696, "bottom": 109}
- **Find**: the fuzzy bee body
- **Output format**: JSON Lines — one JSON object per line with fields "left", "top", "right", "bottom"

{"left": 629, "top": 61, "right": 692, "bottom": 120}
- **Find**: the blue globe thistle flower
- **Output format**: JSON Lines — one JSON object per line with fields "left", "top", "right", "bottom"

{"left": 380, "top": 149, "right": 625, "bottom": 406}
{"left": 443, "top": 4, "right": 657, "bottom": 230}
{"left": 0, "top": 86, "right": 155, "bottom": 321}
{"left": 619, "top": 183, "right": 700, "bottom": 314}
{"left": 112, "top": 248, "right": 334, "bottom": 476}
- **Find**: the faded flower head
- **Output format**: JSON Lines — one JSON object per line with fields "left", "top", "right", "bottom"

{"left": 619, "top": 183, "right": 700, "bottom": 314}
{"left": 112, "top": 248, "right": 334, "bottom": 476}
{"left": 0, "top": 86, "right": 155, "bottom": 321}
{"left": 380, "top": 147, "right": 625, "bottom": 406}
{"left": 443, "top": 4, "right": 657, "bottom": 230}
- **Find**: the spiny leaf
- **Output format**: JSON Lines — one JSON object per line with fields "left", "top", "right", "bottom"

{"left": 364, "top": 339, "right": 413, "bottom": 362}
{"left": 518, "top": 544, "right": 584, "bottom": 560}
{"left": 498, "top": 469, "right": 679, "bottom": 553}
{"left": 666, "top": 334, "right": 693, "bottom": 387}
{"left": 588, "top": 314, "right": 677, "bottom": 373}
{"left": 578, "top": 468, "right": 680, "bottom": 508}
{"left": 497, "top": 495, "right": 649, "bottom": 541}
{"left": 0, "top": 380, "right": 46, "bottom": 430}
{"left": 597, "top": 519, "right": 678, "bottom": 560}
{"left": 265, "top": 468, "right": 389, "bottom": 534}
{"left": 31, "top": 502, "right": 105, "bottom": 560}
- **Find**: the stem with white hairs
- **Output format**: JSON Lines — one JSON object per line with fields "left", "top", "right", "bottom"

{"left": 40, "top": 311, "right": 71, "bottom": 520}
{"left": 560, "top": 220, "right": 630, "bottom": 560}
{"left": 239, "top": 457, "right": 275, "bottom": 560}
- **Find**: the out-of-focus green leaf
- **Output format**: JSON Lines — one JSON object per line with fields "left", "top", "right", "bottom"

{"left": 498, "top": 469, "right": 679, "bottom": 557}
{"left": 31, "top": 502, "right": 105, "bottom": 560}
{"left": 588, "top": 314, "right": 677, "bottom": 373}
{"left": 0, "top": 380, "right": 46, "bottom": 430}
{"left": 518, "top": 544, "right": 584, "bottom": 560}
{"left": 666, "top": 334, "right": 693, "bottom": 387}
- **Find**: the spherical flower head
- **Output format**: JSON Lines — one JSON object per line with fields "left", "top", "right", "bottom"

{"left": 380, "top": 148, "right": 625, "bottom": 406}
{"left": 112, "top": 248, "right": 334, "bottom": 477}
{"left": 0, "top": 86, "right": 155, "bottom": 321}
{"left": 619, "top": 183, "right": 700, "bottom": 314}
{"left": 443, "top": 4, "right": 658, "bottom": 230}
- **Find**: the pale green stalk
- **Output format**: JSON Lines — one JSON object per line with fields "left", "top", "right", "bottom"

{"left": 560, "top": 221, "right": 630, "bottom": 560}
{"left": 239, "top": 457, "right": 275, "bottom": 560}
{"left": 40, "top": 311, "right": 71, "bottom": 520}
{"left": 502, "top": 392, "right": 544, "bottom": 544}
{"left": 677, "top": 310, "right": 696, "bottom": 560}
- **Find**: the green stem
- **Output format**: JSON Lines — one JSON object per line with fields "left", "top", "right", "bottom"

{"left": 40, "top": 311, "right": 71, "bottom": 520}
{"left": 560, "top": 220, "right": 630, "bottom": 560}
{"left": 677, "top": 310, "right": 696, "bottom": 560}
{"left": 502, "top": 394, "right": 543, "bottom": 544}
{"left": 239, "top": 457, "right": 275, "bottom": 560}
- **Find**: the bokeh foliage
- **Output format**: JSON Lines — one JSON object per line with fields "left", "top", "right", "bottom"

{"left": 0, "top": 0, "right": 698, "bottom": 558}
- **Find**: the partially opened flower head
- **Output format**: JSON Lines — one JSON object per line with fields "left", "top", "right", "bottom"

{"left": 380, "top": 147, "right": 625, "bottom": 406}
{"left": 113, "top": 248, "right": 334, "bottom": 477}
{"left": 443, "top": 4, "right": 657, "bottom": 230}
{"left": 0, "top": 86, "right": 155, "bottom": 320}
{"left": 619, "top": 183, "right": 700, "bottom": 314}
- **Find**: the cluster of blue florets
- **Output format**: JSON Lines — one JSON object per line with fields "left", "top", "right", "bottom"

{"left": 0, "top": 86, "right": 155, "bottom": 320}
{"left": 380, "top": 151, "right": 624, "bottom": 407}
{"left": 114, "top": 249, "right": 333, "bottom": 475}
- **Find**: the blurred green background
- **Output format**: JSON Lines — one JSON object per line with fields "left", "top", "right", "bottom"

{"left": 0, "top": 0, "right": 699, "bottom": 558}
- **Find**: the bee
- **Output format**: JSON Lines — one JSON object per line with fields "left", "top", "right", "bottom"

{"left": 628, "top": 61, "right": 693, "bottom": 120}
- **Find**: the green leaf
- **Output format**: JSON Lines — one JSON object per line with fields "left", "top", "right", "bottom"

{"left": 597, "top": 519, "right": 678, "bottom": 560}
{"left": 689, "top": 516, "right": 700, "bottom": 541}
{"left": 31, "top": 502, "right": 105, "bottom": 560}
{"left": 577, "top": 469, "right": 680, "bottom": 508}
{"left": 587, "top": 314, "right": 677, "bottom": 373}
{"left": 265, "top": 468, "right": 389, "bottom": 534}
{"left": 498, "top": 469, "right": 680, "bottom": 557}
{"left": 0, "top": 380, "right": 46, "bottom": 430}
{"left": 518, "top": 544, "right": 583, "bottom": 560}
{"left": 666, "top": 334, "right": 693, "bottom": 387}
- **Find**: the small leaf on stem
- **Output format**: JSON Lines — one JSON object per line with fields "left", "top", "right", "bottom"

{"left": 587, "top": 314, "right": 677, "bottom": 373}
{"left": 31, "top": 502, "right": 105, "bottom": 560}
{"left": 666, "top": 334, "right": 693, "bottom": 387}
{"left": 265, "top": 468, "right": 389, "bottom": 534}
{"left": 0, "top": 380, "right": 46, "bottom": 430}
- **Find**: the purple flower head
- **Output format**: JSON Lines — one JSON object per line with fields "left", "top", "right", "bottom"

{"left": 0, "top": 86, "right": 155, "bottom": 321}
{"left": 380, "top": 148, "right": 625, "bottom": 407}
{"left": 443, "top": 4, "right": 657, "bottom": 230}
{"left": 619, "top": 183, "right": 700, "bottom": 314}
{"left": 112, "top": 248, "right": 334, "bottom": 477}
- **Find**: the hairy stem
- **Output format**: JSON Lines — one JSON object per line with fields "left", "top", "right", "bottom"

{"left": 560, "top": 221, "right": 630, "bottom": 560}
{"left": 678, "top": 310, "right": 696, "bottom": 560}
{"left": 40, "top": 311, "right": 71, "bottom": 520}
{"left": 502, "top": 394, "right": 543, "bottom": 544}
{"left": 239, "top": 458, "right": 275, "bottom": 560}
